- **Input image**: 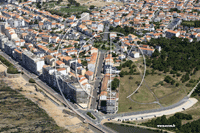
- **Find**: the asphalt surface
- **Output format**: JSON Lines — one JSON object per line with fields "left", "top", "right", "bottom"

{"left": 90, "top": 50, "right": 105, "bottom": 110}
{"left": 103, "top": 26, "right": 109, "bottom": 41}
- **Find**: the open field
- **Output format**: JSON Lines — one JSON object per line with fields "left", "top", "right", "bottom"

{"left": 118, "top": 57, "right": 200, "bottom": 113}
{"left": 0, "top": 79, "right": 68, "bottom": 132}
{"left": 131, "top": 84, "right": 156, "bottom": 103}
{"left": 118, "top": 74, "right": 159, "bottom": 113}
{"left": 76, "top": 0, "right": 124, "bottom": 7}
{"left": 0, "top": 64, "right": 93, "bottom": 133}
{"left": 60, "top": 6, "right": 88, "bottom": 13}
{"left": 118, "top": 99, "right": 160, "bottom": 113}
{"left": 159, "top": 89, "right": 187, "bottom": 107}
{"left": 181, "top": 21, "right": 195, "bottom": 27}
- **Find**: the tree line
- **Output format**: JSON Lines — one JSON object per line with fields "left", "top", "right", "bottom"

{"left": 142, "top": 113, "right": 199, "bottom": 132}
{"left": 146, "top": 37, "right": 200, "bottom": 83}
{"left": 109, "top": 26, "right": 135, "bottom": 36}
{"left": 181, "top": 20, "right": 200, "bottom": 27}
{"left": 116, "top": 60, "right": 139, "bottom": 77}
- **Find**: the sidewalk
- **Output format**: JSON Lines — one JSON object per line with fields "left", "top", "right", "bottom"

{"left": 113, "top": 98, "right": 198, "bottom": 121}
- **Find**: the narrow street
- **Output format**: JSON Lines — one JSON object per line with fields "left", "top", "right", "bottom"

{"left": 90, "top": 50, "right": 105, "bottom": 110}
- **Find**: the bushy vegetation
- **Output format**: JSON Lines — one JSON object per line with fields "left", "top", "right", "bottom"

{"left": 169, "top": 8, "right": 181, "bottom": 13}
{"left": 29, "top": 78, "right": 36, "bottom": 83}
{"left": 109, "top": 26, "right": 135, "bottom": 36}
{"left": 146, "top": 37, "right": 200, "bottom": 82}
{"left": 164, "top": 76, "right": 175, "bottom": 85}
{"left": 142, "top": 113, "right": 194, "bottom": 132}
{"left": 111, "top": 78, "right": 120, "bottom": 90}
{"left": 117, "top": 60, "right": 138, "bottom": 77}
{"left": 7, "top": 66, "right": 19, "bottom": 74}
{"left": 87, "top": 112, "right": 96, "bottom": 119}
{"left": 81, "top": 60, "right": 87, "bottom": 66}
{"left": 0, "top": 55, "right": 13, "bottom": 67}
{"left": 192, "top": 83, "right": 200, "bottom": 97}
{"left": 181, "top": 20, "right": 200, "bottom": 27}
{"left": 0, "top": 81, "right": 68, "bottom": 132}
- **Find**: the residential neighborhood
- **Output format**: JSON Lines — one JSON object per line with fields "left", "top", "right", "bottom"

{"left": 0, "top": 0, "right": 200, "bottom": 132}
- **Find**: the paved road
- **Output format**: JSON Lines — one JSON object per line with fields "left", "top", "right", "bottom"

{"left": 103, "top": 25, "right": 109, "bottom": 41}
{"left": 90, "top": 51, "right": 105, "bottom": 110}
{"left": 0, "top": 50, "right": 115, "bottom": 133}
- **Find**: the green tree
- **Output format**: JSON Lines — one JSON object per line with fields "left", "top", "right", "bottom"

{"left": 7, "top": 66, "right": 19, "bottom": 74}
{"left": 75, "top": 3, "right": 80, "bottom": 7}
{"left": 111, "top": 78, "right": 120, "bottom": 90}
{"left": 90, "top": 5, "right": 95, "bottom": 9}
{"left": 36, "top": 2, "right": 41, "bottom": 9}
{"left": 164, "top": 76, "right": 172, "bottom": 83}
{"left": 152, "top": 49, "right": 159, "bottom": 58}
{"left": 29, "top": 78, "right": 36, "bottom": 83}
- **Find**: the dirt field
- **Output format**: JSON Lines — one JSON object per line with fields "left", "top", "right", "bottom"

{"left": 0, "top": 65, "right": 93, "bottom": 133}
{"left": 76, "top": 0, "right": 124, "bottom": 7}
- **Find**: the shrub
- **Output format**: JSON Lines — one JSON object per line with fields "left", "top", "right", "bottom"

{"left": 164, "top": 76, "right": 172, "bottom": 83}
{"left": 176, "top": 73, "right": 182, "bottom": 77}
{"left": 186, "top": 83, "right": 191, "bottom": 87}
{"left": 0, "top": 55, "right": 13, "bottom": 67}
{"left": 111, "top": 78, "right": 120, "bottom": 90}
{"left": 129, "top": 76, "right": 133, "bottom": 79}
{"left": 29, "top": 78, "right": 36, "bottom": 83}
{"left": 171, "top": 80, "right": 175, "bottom": 85}
{"left": 7, "top": 66, "right": 19, "bottom": 74}
{"left": 176, "top": 83, "right": 180, "bottom": 87}
{"left": 86, "top": 112, "right": 95, "bottom": 119}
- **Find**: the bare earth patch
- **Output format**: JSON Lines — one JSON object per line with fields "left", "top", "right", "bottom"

{"left": 0, "top": 65, "right": 93, "bottom": 133}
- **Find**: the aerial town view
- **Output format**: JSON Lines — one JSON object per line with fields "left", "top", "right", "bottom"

{"left": 0, "top": 0, "right": 200, "bottom": 132}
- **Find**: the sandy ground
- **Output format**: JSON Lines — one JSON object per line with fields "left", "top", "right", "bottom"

{"left": 0, "top": 64, "right": 7, "bottom": 72}
{"left": 0, "top": 64, "right": 93, "bottom": 133}
{"left": 77, "top": 0, "right": 124, "bottom": 7}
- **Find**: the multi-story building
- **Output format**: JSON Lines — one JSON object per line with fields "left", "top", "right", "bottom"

{"left": 98, "top": 74, "right": 119, "bottom": 114}
{"left": 165, "top": 30, "right": 180, "bottom": 38}
{"left": 42, "top": 65, "right": 90, "bottom": 105}
{"left": 103, "top": 65, "right": 120, "bottom": 74}
{"left": 81, "top": 13, "right": 90, "bottom": 21}
{"left": 22, "top": 51, "right": 45, "bottom": 75}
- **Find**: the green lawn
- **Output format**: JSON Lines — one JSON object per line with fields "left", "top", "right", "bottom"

{"left": 118, "top": 69, "right": 158, "bottom": 113}
{"left": 60, "top": 6, "right": 88, "bottom": 13}
{"left": 159, "top": 90, "right": 187, "bottom": 107}
{"left": 118, "top": 65, "right": 197, "bottom": 113}
{"left": 181, "top": 21, "right": 195, "bottom": 27}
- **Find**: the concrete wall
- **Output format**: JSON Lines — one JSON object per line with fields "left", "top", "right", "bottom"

{"left": 4, "top": 69, "right": 21, "bottom": 78}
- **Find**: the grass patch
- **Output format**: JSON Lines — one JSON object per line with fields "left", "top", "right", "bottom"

{"left": 7, "top": 66, "right": 19, "bottom": 74}
{"left": 60, "top": 5, "right": 88, "bottom": 13}
{"left": 159, "top": 90, "right": 186, "bottom": 107}
{"left": 86, "top": 112, "right": 96, "bottom": 119}
{"left": 118, "top": 64, "right": 193, "bottom": 112}
{"left": 0, "top": 55, "right": 13, "bottom": 67}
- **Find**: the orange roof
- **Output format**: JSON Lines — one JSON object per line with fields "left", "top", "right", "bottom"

{"left": 45, "top": 55, "right": 54, "bottom": 59}
{"left": 140, "top": 47, "right": 154, "bottom": 51}
{"left": 79, "top": 77, "right": 87, "bottom": 82}
{"left": 57, "top": 68, "right": 66, "bottom": 71}
{"left": 100, "top": 91, "right": 107, "bottom": 96}
{"left": 56, "top": 60, "right": 64, "bottom": 65}
{"left": 62, "top": 56, "right": 72, "bottom": 61}
{"left": 85, "top": 71, "right": 93, "bottom": 76}
{"left": 166, "top": 30, "right": 178, "bottom": 34}
{"left": 14, "top": 49, "right": 22, "bottom": 54}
